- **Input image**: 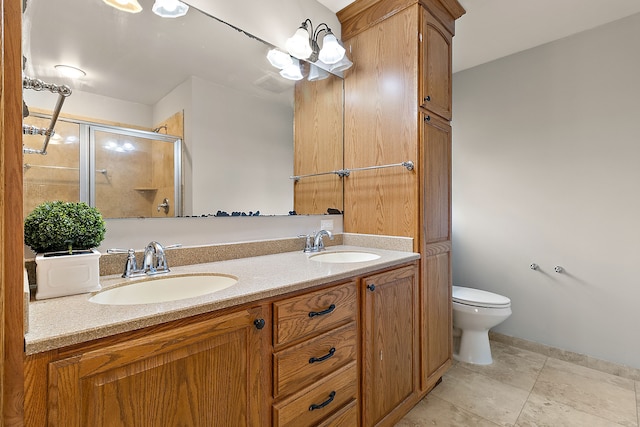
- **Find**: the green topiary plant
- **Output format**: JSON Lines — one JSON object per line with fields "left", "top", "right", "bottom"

{"left": 24, "top": 201, "right": 106, "bottom": 254}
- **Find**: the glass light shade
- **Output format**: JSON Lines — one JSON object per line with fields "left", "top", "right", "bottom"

{"left": 286, "top": 27, "right": 313, "bottom": 59}
{"left": 102, "top": 0, "right": 142, "bottom": 13}
{"left": 152, "top": 0, "right": 189, "bottom": 18}
{"left": 318, "top": 33, "right": 346, "bottom": 65}
{"left": 54, "top": 64, "right": 86, "bottom": 78}
{"left": 308, "top": 64, "right": 329, "bottom": 81}
{"left": 267, "top": 49, "right": 293, "bottom": 69}
{"left": 330, "top": 55, "right": 353, "bottom": 72}
{"left": 279, "top": 59, "right": 303, "bottom": 81}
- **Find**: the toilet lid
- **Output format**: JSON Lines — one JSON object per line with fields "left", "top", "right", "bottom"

{"left": 453, "top": 286, "right": 511, "bottom": 308}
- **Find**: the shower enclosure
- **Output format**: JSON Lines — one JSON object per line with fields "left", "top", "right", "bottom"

{"left": 23, "top": 114, "right": 182, "bottom": 218}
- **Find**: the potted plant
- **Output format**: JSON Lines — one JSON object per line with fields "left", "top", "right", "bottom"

{"left": 24, "top": 201, "right": 106, "bottom": 300}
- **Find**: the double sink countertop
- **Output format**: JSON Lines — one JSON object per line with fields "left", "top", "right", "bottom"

{"left": 25, "top": 242, "right": 419, "bottom": 355}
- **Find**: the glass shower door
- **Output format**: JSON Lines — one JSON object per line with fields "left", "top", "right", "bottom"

{"left": 91, "top": 126, "right": 181, "bottom": 218}
{"left": 22, "top": 117, "right": 83, "bottom": 217}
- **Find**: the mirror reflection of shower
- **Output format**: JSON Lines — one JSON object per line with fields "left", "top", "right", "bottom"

{"left": 22, "top": 114, "right": 182, "bottom": 219}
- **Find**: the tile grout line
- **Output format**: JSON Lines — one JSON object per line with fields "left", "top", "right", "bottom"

{"left": 512, "top": 354, "right": 550, "bottom": 426}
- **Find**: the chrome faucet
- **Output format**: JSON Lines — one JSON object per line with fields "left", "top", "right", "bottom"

{"left": 142, "top": 241, "right": 181, "bottom": 275}
{"left": 313, "top": 230, "right": 333, "bottom": 252}
{"left": 108, "top": 242, "right": 182, "bottom": 278}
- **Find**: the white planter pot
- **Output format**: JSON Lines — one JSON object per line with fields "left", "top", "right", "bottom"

{"left": 35, "top": 249, "right": 101, "bottom": 300}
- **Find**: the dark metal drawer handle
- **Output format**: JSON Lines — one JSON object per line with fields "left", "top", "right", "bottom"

{"left": 309, "top": 391, "right": 336, "bottom": 411}
{"left": 309, "top": 347, "right": 336, "bottom": 364}
{"left": 308, "top": 304, "right": 336, "bottom": 318}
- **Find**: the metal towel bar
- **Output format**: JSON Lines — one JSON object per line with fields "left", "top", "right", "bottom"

{"left": 290, "top": 160, "right": 414, "bottom": 182}
{"left": 22, "top": 76, "right": 72, "bottom": 155}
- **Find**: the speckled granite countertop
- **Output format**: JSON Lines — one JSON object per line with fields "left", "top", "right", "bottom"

{"left": 25, "top": 245, "right": 419, "bottom": 355}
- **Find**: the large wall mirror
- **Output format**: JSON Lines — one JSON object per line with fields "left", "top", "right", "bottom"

{"left": 22, "top": 0, "right": 344, "bottom": 219}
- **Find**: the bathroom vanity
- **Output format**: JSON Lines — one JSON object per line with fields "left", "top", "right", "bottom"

{"left": 24, "top": 245, "right": 420, "bottom": 426}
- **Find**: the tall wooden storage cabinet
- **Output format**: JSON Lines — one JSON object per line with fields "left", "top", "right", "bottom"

{"left": 338, "top": 0, "right": 465, "bottom": 415}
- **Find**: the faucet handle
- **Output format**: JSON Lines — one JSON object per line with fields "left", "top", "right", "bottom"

{"left": 298, "top": 234, "right": 314, "bottom": 253}
{"left": 108, "top": 248, "right": 143, "bottom": 278}
{"left": 163, "top": 244, "right": 182, "bottom": 250}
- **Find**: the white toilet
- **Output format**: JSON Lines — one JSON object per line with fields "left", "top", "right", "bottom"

{"left": 452, "top": 286, "right": 511, "bottom": 365}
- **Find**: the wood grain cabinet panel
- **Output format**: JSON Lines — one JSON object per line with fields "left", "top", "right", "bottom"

{"left": 45, "top": 307, "right": 268, "bottom": 427}
{"left": 421, "top": 112, "right": 452, "bottom": 244}
{"left": 420, "top": 7, "right": 453, "bottom": 120}
{"left": 273, "top": 322, "right": 357, "bottom": 399}
{"left": 273, "top": 362, "right": 358, "bottom": 427}
{"left": 361, "top": 264, "right": 419, "bottom": 427}
{"left": 273, "top": 280, "right": 357, "bottom": 348}
{"left": 421, "top": 245, "right": 453, "bottom": 390}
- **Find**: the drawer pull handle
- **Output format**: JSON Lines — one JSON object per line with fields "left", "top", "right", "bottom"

{"left": 309, "top": 347, "right": 336, "bottom": 364}
{"left": 308, "top": 304, "right": 336, "bottom": 318}
{"left": 309, "top": 391, "right": 336, "bottom": 411}
{"left": 367, "top": 284, "right": 376, "bottom": 291}
{"left": 424, "top": 95, "right": 431, "bottom": 102}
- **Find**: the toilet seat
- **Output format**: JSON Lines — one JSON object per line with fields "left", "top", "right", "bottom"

{"left": 453, "top": 286, "right": 511, "bottom": 309}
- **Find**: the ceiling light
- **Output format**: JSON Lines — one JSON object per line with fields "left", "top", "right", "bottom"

{"left": 152, "top": 0, "right": 189, "bottom": 18}
{"left": 54, "top": 65, "right": 86, "bottom": 79}
{"left": 102, "top": 0, "right": 142, "bottom": 13}
{"left": 280, "top": 58, "right": 303, "bottom": 81}
{"left": 267, "top": 49, "right": 293, "bottom": 69}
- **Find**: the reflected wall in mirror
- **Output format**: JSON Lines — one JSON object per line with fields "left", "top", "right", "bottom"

{"left": 22, "top": 0, "right": 344, "bottom": 218}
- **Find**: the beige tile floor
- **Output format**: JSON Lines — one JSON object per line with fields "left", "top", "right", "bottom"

{"left": 396, "top": 341, "right": 640, "bottom": 426}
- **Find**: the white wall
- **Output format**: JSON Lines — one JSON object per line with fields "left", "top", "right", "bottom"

{"left": 187, "top": 0, "right": 341, "bottom": 49}
{"left": 24, "top": 89, "right": 153, "bottom": 127}
{"left": 190, "top": 77, "right": 294, "bottom": 216}
{"left": 452, "top": 13, "right": 640, "bottom": 368}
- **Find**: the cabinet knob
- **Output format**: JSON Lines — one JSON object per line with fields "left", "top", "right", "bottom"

{"left": 424, "top": 95, "right": 431, "bottom": 102}
{"left": 253, "top": 318, "right": 266, "bottom": 330}
{"left": 424, "top": 115, "right": 431, "bottom": 122}
{"left": 366, "top": 284, "right": 376, "bottom": 292}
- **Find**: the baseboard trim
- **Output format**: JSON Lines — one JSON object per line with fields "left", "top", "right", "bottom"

{"left": 489, "top": 332, "right": 640, "bottom": 382}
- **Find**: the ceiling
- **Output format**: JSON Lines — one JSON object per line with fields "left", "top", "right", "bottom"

{"left": 23, "top": 0, "right": 640, "bottom": 108}
{"left": 318, "top": 0, "right": 640, "bottom": 72}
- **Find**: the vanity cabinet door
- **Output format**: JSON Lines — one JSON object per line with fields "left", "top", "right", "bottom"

{"left": 46, "top": 307, "right": 269, "bottom": 427}
{"left": 361, "top": 263, "right": 419, "bottom": 427}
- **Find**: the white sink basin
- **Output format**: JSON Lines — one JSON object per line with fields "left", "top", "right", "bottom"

{"left": 89, "top": 274, "right": 238, "bottom": 305}
{"left": 309, "top": 251, "right": 381, "bottom": 263}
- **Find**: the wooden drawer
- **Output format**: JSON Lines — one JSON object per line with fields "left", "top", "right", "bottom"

{"left": 274, "top": 322, "right": 357, "bottom": 398}
{"left": 273, "top": 362, "right": 357, "bottom": 427}
{"left": 273, "top": 280, "right": 357, "bottom": 347}
{"left": 317, "top": 400, "right": 358, "bottom": 427}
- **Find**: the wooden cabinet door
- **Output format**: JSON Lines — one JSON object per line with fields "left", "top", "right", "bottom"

{"left": 362, "top": 264, "right": 419, "bottom": 427}
{"left": 421, "top": 245, "right": 453, "bottom": 391}
{"left": 46, "top": 307, "right": 269, "bottom": 427}
{"left": 343, "top": 6, "right": 420, "bottom": 243}
{"left": 421, "top": 112, "right": 452, "bottom": 244}
{"left": 420, "top": 7, "right": 453, "bottom": 120}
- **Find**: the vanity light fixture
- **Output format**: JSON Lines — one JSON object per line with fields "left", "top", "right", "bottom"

{"left": 329, "top": 54, "right": 353, "bottom": 73}
{"left": 308, "top": 64, "right": 329, "bottom": 81}
{"left": 267, "top": 49, "right": 294, "bottom": 69}
{"left": 152, "top": 0, "right": 189, "bottom": 18}
{"left": 285, "top": 19, "right": 348, "bottom": 65}
{"left": 54, "top": 65, "right": 86, "bottom": 79}
{"left": 279, "top": 58, "right": 303, "bottom": 81}
{"left": 102, "top": 0, "right": 142, "bottom": 14}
